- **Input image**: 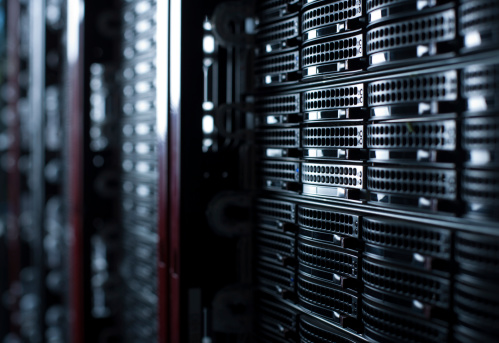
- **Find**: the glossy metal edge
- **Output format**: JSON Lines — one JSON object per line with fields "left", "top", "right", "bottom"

{"left": 66, "top": 0, "right": 84, "bottom": 342}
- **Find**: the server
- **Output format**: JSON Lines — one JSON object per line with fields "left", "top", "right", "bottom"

{"left": 248, "top": 0, "right": 499, "bottom": 342}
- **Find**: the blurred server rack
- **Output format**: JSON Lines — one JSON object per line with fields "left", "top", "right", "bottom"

{"left": 5, "top": 0, "right": 43, "bottom": 341}
{"left": 7, "top": 0, "right": 75, "bottom": 342}
{"left": 454, "top": 232, "right": 499, "bottom": 342}
{"left": 65, "top": 0, "right": 123, "bottom": 342}
{"left": 0, "top": 1, "right": 6, "bottom": 340}
{"left": 120, "top": 0, "right": 159, "bottom": 341}
{"left": 31, "top": 0, "right": 68, "bottom": 342}
{"left": 0, "top": 0, "right": 7, "bottom": 341}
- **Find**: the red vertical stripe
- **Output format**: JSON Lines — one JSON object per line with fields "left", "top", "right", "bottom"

{"left": 67, "top": 1, "right": 85, "bottom": 342}
{"left": 157, "top": 1, "right": 181, "bottom": 341}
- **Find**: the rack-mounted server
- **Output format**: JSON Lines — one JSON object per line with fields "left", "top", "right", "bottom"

{"left": 250, "top": 0, "right": 499, "bottom": 342}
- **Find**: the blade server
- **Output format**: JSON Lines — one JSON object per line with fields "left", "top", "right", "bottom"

{"left": 248, "top": 0, "right": 499, "bottom": 342}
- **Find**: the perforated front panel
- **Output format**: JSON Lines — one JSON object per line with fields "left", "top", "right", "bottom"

{"left": 367, "top": 167, "right": 457, "bottom": 200}
{"left": 366, "top": 0, "right": 410, "bottom": 12}
{"left": 462, "top": 65, "right": 499, "bottom": 114}
{"left": 302, "top": 34, "right": 363, "bottom": 68}
{"left": 302, "top": 163, "right": 364, "bottom": 188}
{"left": 299, "top": 316, "right": 358, "bottom": 343}
{"left": 368, "top": 71, "right": 458, "bottom": 107}
{"left": 256, "top": 297, "right": 297, "bottom": 339}
{"left": 367, "top": 121, "right": 456, "bottom": 150}
{"left": 257, "top": 199, "right": 296, "bottom": 223}
{"left": 302, "top": 0, "right": 363, "bottom": 36}
{"left": 463, "top": 117, "right": 499, "bottom": 152}
{"left": 257, "top": 228, "right": 296, "bottom": 261}
{"left": 259, "top": 160, "right": 300, "bottom": 182}
{"left": 257, "top": 17, "right": 299, "bottom": 45}
{"left": 363, "top": 300, "right": 448, "bottom": 343}
{"left": 255, "top": 51, "right": 300, "bottom": 76}
{"left": 257, "top": 0, "right": 295, "bottom": 13}
{"left": 454, "top": 279, "right": 499, "bottom": 330}
{"left": 456, "top": 232, "right": 499, "bottom": 270}
{"left": 256, "top": 128, "right": 301, "bottom": 148}
{"left": 367, "top": 9, "right": 456, "bottom": 66}
{"left": 303, "top": 125, "right": 364, "bottom": 149}
{"left": 257, "top": 0, "right": 299, "bottom": 23}
{"left": 298, "top": 240, "right": 358, "bottom": 278}
{"left": 462, "top": 170, "right": 499, "bottom": 205}
{"left": 362, "top": 217, "right": 451, "bottom": 259}
{"left": 363, "top": 258, "right": 450, "bottom": 308}
{"left": 297, "top": 205, "right": 359, "bottom": 238}
{"left": 256, "top": 94, "right": 301, "bottom": 115}
{"left": 257, "top": 260, "right": 296, "bottom": 294}
{"left": 304, "top": 84, "right": 365, "bottom": 110}
{"left": 367, "top": 10, "right": 456, "bottom": 54}
{"left": 460, "top": 1, "right": 499, "bottom": 49}
{"left": 298, "top": 275, "right": 358, "bottom": 318}
{"left": 366, "top": 0, "right": 444, "bottom": 25}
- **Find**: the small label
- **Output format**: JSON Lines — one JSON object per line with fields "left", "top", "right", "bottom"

{"left": 417, "top": 150, "right": 430, "bottom": 161}
{"left": 307, "top": 112, "right": 319, "bottom": 120}
{"left": 470, "top": 150, "right": 491, "bottom": 165}
{"left": 305, "top": 66, "right": 317, "bottom": 76}
{"left": 418, "top": 197, "right": 431, "bottom": 208}
{"left": 468, "top": 96, "right": 488, "bottom": 112}
{"left": 418, "top": 102, "right": 431, "bottom": 114}
{"left": 370, "top": 52, "right": 387, "bottom": 65}
{"left": 465, "top": 31, "right": 482, "bottom": 48}
{"left": 372, "top": 107, "right": 390, "bottom": 117}
{"left": 369, "top": 9, "right": 382, "bottom": 23}
{"left": 306, "top": 29, "right": 317, "bottom": 40}
{"left": 417, "top": 0, "right": 436, "bottom": 10}
{"left": 374, "top": 150, "right": 390, "bottom": 160}
{"left": 266, "top": 148, "right": 284, "bottom": 157}
{"left": 417, "top": 45, "right": 429, "bottom": 57}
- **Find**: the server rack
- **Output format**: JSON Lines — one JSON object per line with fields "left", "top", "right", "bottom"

{"left": 1, "top": 0, "right": 499, "bottom": 343}
{"left": 66, "top": 0, "right": 123, "bottom": 341}
{"left": 0, "top": 1, "right": 7, "bottom": 340}
{"left": 244, "top": 0, "right": 499, "bottom": 342}
{"left": 120, "top": 1, "right": 159, "bottom": 341}
{"left": 5, "top": 0, "right": 69, "bottom": 342}
{"left": 6, "top": 0, "right": 40, "bottom": 341}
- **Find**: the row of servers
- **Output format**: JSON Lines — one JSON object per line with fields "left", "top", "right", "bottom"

{"left": 254, "top": 62, "right": 499, "bottom": 214}
{"left": 251, "top": 0, "right": 499, "bottom": 343}
{"left": 255, "top": 198, "right": 499, "bottom": 342}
